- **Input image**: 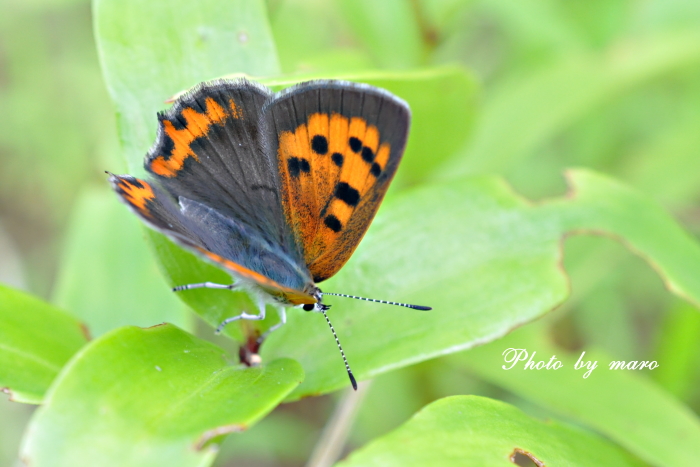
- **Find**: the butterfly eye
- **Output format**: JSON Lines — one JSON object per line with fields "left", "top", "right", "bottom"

{"left": 302, "top": 304, "right": 315, "bottom": 311}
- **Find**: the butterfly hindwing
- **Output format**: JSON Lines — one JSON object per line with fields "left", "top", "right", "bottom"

{"left": 264, "top": 81, "right": 411, "bottom": 282}
{"left": 109, "top": 173, "right": 314, "bottom": 304}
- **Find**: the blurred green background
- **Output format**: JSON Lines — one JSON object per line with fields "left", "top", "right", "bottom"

{"left": 2, "top": 0, "right": 700, "bottom": 465}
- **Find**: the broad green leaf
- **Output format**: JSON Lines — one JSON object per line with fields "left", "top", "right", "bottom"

{"left": 440, "top": 30, "right": 700, "bottom": 178}
{"left": 456, "top": 324, "right": 700, "bottom": 467}
{"left": 94, "top": 0, "right": 280, "bottom": 172}
{"left": 21, "top": 324, "right": 303, "bottom": 467}
{"left": 52, "top": 187, "right": 187, "bottom": 336}
{"left": 337, "top": 395, "right": 644, "bottom": 467}
{"left": 262, "top": 169, "right": 700, "bottom": 398}
{"left": 95, "top": 0, "right": 476, "bottom": 345}
{"left": 93, "top": 0, "right": 281, "bottom": 338}
{"left": 147, "top": 229, "right": 254, "bottom": 344}
{"left": 111, "top": 64, "right": 477, "bottom": 340}
{"left": 0, "top": 284, "right": 87, "bottom": 404}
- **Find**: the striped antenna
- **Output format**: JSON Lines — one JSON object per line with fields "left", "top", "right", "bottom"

{"left": 320, "top": 307, "right": 357, "bottom": 390}
{"left": 322, "top": 292, "right": 432, "bottom": 311}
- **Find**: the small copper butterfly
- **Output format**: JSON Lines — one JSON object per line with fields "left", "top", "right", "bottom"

{"left": 108, "top": 79, "right": 430, "bottom": 389}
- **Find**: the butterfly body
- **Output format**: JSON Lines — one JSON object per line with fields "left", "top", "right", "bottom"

{"left": 110, "top": 78, "right": 416, "bottom": 386}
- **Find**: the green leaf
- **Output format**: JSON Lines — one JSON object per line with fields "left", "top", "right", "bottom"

{"left": 93, "top": 0, "right": 282, "bottom": 339}
{"left": 93, "top": 0, "right": 280, "bottom": 172}
{"left": 0, "top": 284, "right": 87, "bottom": 404}
{"left": 124, "top": 66, "right": 477, "bottom": 339}
{"left": 262, "top": 169, "right": 700, "bottom": 398}
{"left": 20, "top": 324, "right": 303, "bottom": 467}
{"left": 52, "top": 187, "right": 188, "bottom": 336}
{"left": 147, "top": 229, "right": 254, "bottom": 344}
{"left": 94, "top": 0, "right": 476, "bottom": 345}
{"left": 456, "top": 324, "right": 700, "bottom": 467}
{"left": 337, "top": 395, "right": 644, "bottom": 467}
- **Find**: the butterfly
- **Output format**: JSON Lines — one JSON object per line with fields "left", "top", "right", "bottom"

{"left": 109, "top": 78, "right": 430, "bottom": 389}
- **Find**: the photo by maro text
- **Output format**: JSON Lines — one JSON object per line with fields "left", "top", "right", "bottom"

{"left": 502, "top": 348, "right": 660, "bottom": 379}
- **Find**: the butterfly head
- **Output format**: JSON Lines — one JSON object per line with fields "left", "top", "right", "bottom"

{"left": 300, "top": 287, "right": 330, "bottom": 312}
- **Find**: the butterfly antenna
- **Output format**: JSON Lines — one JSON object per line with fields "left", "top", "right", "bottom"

{"left": 322, "top": 292, "right": 432, "bottom": 311}
{"left": 320, "top": 307, "right": 357, "bottom": 391}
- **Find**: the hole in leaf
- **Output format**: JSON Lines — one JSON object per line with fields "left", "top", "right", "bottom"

{"left": 510, "top": 448, "right": 545, "bottom": 467}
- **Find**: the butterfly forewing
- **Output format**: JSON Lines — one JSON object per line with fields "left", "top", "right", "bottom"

{"left": 265, "top": 82, "right": 411, "bottom": 282}
{"left": 144, "top": 80, "right": 299, "bottom": 253}
{"left": 111, "top": 79, "right": 320, "bottom": 302}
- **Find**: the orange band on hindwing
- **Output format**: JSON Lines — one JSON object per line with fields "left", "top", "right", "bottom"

{"left": 277, "top": 112, "right": 393, "bottom": 281}
{"left": 196, "top": 248, "right": 315, "bottom": 305}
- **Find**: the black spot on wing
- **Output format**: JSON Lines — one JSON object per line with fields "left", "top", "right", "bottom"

{"left": 160, "top": 134, "right": 175, "bottom": 160}
{"left": 370, "top": 162, "right": 382, "bottom": 177}
{"left": 288, "top": 157, "right": 311, "bottom": 178}
{"left": 334, "top": 182, "right": 360, "bottom": 207}
{"left": 332, "top": 152, "right": 344, "bottom": 167}
{"left": 324, "top": 214, "right": 342, "bottom": 232}
{"left": 311, "top": 135, "right": 328, "bottom": 155}
{"left": 349, "top": 137, "right": 362, "bottom": 153}
{"left": 288, "top": 158, "right": 301, "bottom": 177}
{"left": 361, "top": 146, "right": 375, "bottom": 163}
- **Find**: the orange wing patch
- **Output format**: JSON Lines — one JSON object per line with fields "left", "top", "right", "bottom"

{"left": 112, "top": 176, "right": 156, "bottom": 216}
{"left": 197, "top": 248, "right": 316, "bottom": 305}
{"left": 277, "top": 113, "right": 392, "bottom": 281}
{"left": 229, "top": 99, "right": 242, "bottom": 119}
{"left": 149, "top": 97, "right": 240, "bottom": 178}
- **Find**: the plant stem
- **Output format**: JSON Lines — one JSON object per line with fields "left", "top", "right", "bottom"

{"left": 305, "top": 380, "right": 372, "bottom": 467}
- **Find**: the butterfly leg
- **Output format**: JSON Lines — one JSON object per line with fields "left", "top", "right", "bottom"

{"left": 215, "top": 295, "right": 266, "bottom": 334}
{"left": 172, "top": 282, "right": 237, "bottom": 292}
{"left": 257, "top": 306, "right": 287, "bottom": 343}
